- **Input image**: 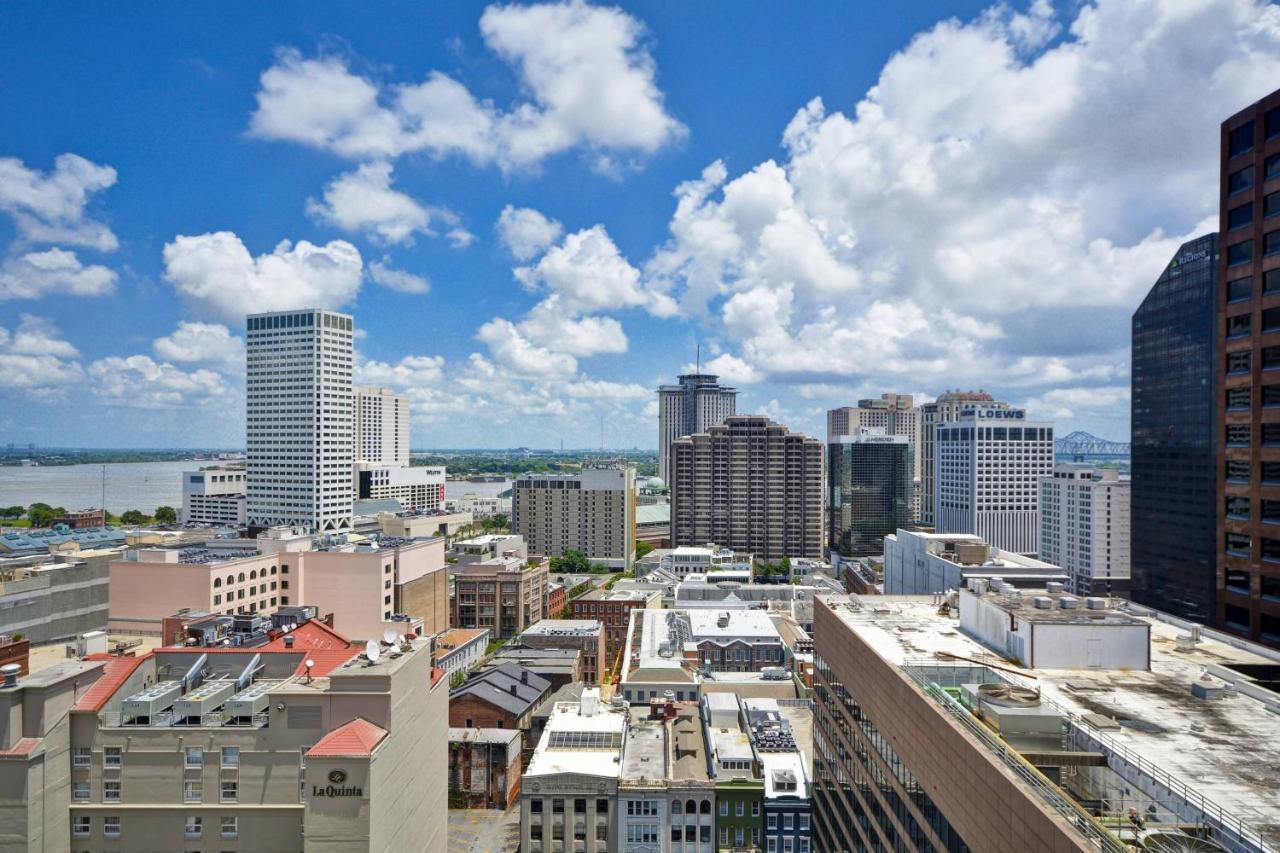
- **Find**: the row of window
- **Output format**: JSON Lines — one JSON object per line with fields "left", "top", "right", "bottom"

{"left": 1226, "top": 231, "right": 1280, "bottom": 266}
{"left": 74, "top": 746, "right": 239, "bottom": 769}
{"left": 1227, "top": 110, "right": 1280, "bottom": 159}
{"left": 73, "top": 814, "right": 237, "bottom": 839}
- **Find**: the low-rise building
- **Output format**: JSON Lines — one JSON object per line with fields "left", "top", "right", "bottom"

{"left": 451, "top": 534, "right": 528, "bottom": 565}
{"left": 520, "top": 689, "right": 624, "bottom": 853}
{"left": 54, "top": 508, "right": 106, "bottom": 529}
{"left": 378, "top": 509, "right": 474, "bottom": 538}
{"left": 571, "top": 587, "right": 661, "bottom": 666}
{"left": 883, "top": 528, "right": 1068, "bottom": 595}
{"left": 450, "top": 664, "right": 552, "bottom": 751}
{"left": 636, "top": 504, "right": 671, "bottom": 549}
{"left": 703, "top": 693, "right": 764, "bottom": 852}
{"left": 744, "top": 699, "right": 811, "bottom": 853}
{"left": 435, "top": 627, "right": 491, "bottom": 676}
{"left": 518, "top": 619, "right": 606, "bottom": 685}
{"left": 0, "top": 525, "right": 126, "bottom": 555}
{"left": 449, "top": 728, "right": 522, "bottom": 810}
{"left": 356, "top": 463, "right": 446, "bottom": 512}
{"left": 546, "top": 581, "right": 567, "bottom": 617}
{"left": 45, "top": 617, "right": 449, "bottom": 853}
{"left": 646, "top": 544, "right": 753, "bottom": 579}
{"left": 451, "top": 556, "right": 549, "bottom": 639}
{"left": 445, "top": 492, "right": 512, "bottom": 520}
{"left": 0, "top": 548, "right": 118, "bottom": 644}
{"left": 181, "top": 466, "right": 246, "bottom": 527}
{"left": 674, "top": 574, "right": 819, "bottom": 628}
{"left": 487, "top": 647, "right": 582, "bottom": 692}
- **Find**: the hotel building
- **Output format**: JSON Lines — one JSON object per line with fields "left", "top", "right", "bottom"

{"left": 657, "top": 373, "right": 738, "bottom": 485}
{"left": 919, "top": 391, "right": 1011, "bottom": 527}
{"left": 512, "top": 465, "right": 636, "bottom": 569}
{"left": 1038, "top": 464, "right": 1131, "bottom": 597}
{"left": 181, "top": 466, "right": 247, "bottom": 527}
{"left": 935, "top": 407, "right": 1054, "bottom": 556}
{"left": 245, "top": 309, "right": 355, "bottom": 533}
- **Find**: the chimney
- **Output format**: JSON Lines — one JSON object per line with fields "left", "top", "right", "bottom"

{"left": 521, "top": 670, "right": 529, "bottom": 685}
{"left": 283, "top": 635, "right": 295, "bottom": 649}
{"left": 509, "top": 684, "right": 519, "bottom": 696}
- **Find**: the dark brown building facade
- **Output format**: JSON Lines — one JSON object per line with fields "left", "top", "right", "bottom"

{"left": 669, "top": 415, "right": 825, "bottom": 560}
{"left": 1219, "top": 87, "right": 1280, "bottom": 645}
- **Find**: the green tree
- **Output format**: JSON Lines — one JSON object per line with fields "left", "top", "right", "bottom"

{"left": 635, "top": 541, "right": 654, "bottom": 560}
{"left": 119, "top": 510, "right": 147, "bottom": 525}
{"left": 549, "top": 549, "right": 592, "bottom": 574}
{"left": 491, "top": 512, "right": 509, "bottom": 530}
{"left": 153, "top": 506, "right": 177, "bottom": 525}
{"left": 26, "top": 503, "right": 58, "bottom": 527}
{"left": 1, "top": 506, "right": 24, "bottom": 520}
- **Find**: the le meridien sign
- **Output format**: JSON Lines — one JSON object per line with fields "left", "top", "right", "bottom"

{"left": 960, "top": 408, "right": 1026, "bottom": 419}
{"left": 312, "top": 769, "right": 363, "bottom": 798}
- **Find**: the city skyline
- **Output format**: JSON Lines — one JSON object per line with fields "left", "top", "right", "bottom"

{"left": 3, "top": 0, "right": 1278, "bottom": 449}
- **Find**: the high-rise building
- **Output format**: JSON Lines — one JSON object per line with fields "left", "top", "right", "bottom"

{"left": 1219, "top": 88, "right": 1280, "bottom": 643}
{"left": 919, "top": 391, "right": 1010, "bottom": 527}
{"left": 1131, "top": 233, "right": 1219, "bottom": 622}
{"left": 935, "top": 407, "right": 1054, "bottom": 555}
{"left": 827, "top": 428, "right": 911, "bottom": 558}
{"left": 1038, "top": 464, "right": 1130, "bottom": 596}
{"left": 512, "top": 465, "right": 636, "bottom": 568}
{"left": 355, "top": 386, "right": 410, "bottom": 467}
{"left": 670, "top": 415, "right": 824, "bottom": 560}
{"left": 828, "top": 394, "right": 922, "bottom": 520}
{"left": 657, "top": 373, "right": 737, "bottom": 485}
{"left": 245, "top": 309, "right": 355, "bottom": 533}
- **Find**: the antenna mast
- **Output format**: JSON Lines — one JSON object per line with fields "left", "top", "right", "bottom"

{"left": 696, "top": 342, "right": 701, "bottom": 373}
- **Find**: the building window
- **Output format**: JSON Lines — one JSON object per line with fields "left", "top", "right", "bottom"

{"left": 596, "top": 799, "right": 609, "bottom": 813}
{"left": 1268, "top": 106, "right": 1280, "bottom": 140}
{"left": 1229, "top": 203, "right": 1254, "bottom": 231}
{"left": 752, "top": 801, "right": 760, "bottom": 817}
{"left": 530, "top": 799, "right": 542, "bottom": 814}
{"left": 1226, "top": 532, "right": 1251, "bottom": 558}
{"left": 73, "top": 747, "right": 91, "bottom": 768}
{"left": 183, "top": 781, "right": 202, "bottom": 803}
{"left": 1228, "top": 313, "right": 1252, "bottom": 338}
{"left": 1266, "top": 423, "right": 1280, "bottom": 447}
{"left": 1228, "top": 240, "right": 1254, "bottom": 267}
{"left": 1227, "top": 387, "right": 1251, "bottom": 410}
{"left": 103, "top": 747, "right": 121, "bottom": 768}
{"left": 72, "top": 781, "right": 90, "bottom": 801}
{"left": 1227, "top": 424, "right": 1251, "bottom": 447}
{"left": 184, "top": 815, "right": 201, "bottom": 838}
{"left": 221, "top": 816, "right": 238, "bottom": 838}
{"left": 103, "top": 816, "right": 121, "bottom": 838}
{"left": 1229, "top": 277, "right": 1253, "bottom": 302}
{"left": 1229, "top": 166, "right": 1255, "bottom": 194}
{"left": 1227, "top": 496, "right": 1252, "bottom": 520}
{"left": 1269, "top": 231, "right": 1280, "bottom": 257}
{"left": 221, "top": 779, "right": 238, "bottom": 802}
{"left": 221, "top": 747, "right": 239, "bottom": 768}
{"left": 1265, "top": 539, "right": 1280, "bottom": 564}
{"left": 736, "top": 801, "right": 744, "bottom": 817}
{"left": 1230, "top": 121, "right": 1255, "bottom": 157}
{"left": 1229, "top": 350, "right": 1252, "bottom": 374}
{"left": 103, "top": 780, "right": 121, "bottom": 802}
{"left": 719, "top": 801, "right": 728, "bottom": 816}
{"left": 72, "top": 815, "right": 90, "bottom": 836}
{"left": 185, "top": 747, "right": 203, "bottom": 768}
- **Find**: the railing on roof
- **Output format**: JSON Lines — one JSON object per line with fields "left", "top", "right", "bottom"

{"left": 98, "top": 710, "right": 269, "bottom": 729}
{"left": 902, "top": 659, "right": 1275, "bottom": 853}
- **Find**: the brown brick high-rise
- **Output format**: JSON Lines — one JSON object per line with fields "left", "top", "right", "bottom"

{"left": 1219, "top": 87, "right": 1280, "bottom": 644}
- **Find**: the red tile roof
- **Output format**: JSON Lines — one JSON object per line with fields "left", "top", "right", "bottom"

{"left": 155, "top": 619, "right": 359, "bottom": 678}
{"left": 0, "top": 737, "right": 42, "bottom": 757}
{"left": 306, "top": 717, "right": 388, "bottom": 757}
{"left": 73, "top": 654, "right": 151, "bottom": 712}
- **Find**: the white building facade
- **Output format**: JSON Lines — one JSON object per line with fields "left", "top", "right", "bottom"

{"left": 657, "top": 373, "right": 737, "bottom": 486}
{"left": 355, "top": 386, "right": 410, "bottom": 466}
{"left": 935, "top": 407, "right": 1054, "bottom": 556}
{"left": 356, "top": 463, "right": 445, "bottom": 512}
{"left": 180, "top": 467, "right": 246, "bottom": 526}
{"left": 245, "top": 309, "right": 355, "bottom": 533}
{"left": 919, "top": 391, "right": 1010, "bottom": 527}
{"left": 1039, "top": 464, "right": 1131, "bottom": 596}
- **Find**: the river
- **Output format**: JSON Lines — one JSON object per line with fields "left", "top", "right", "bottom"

{"left": 0, "top": 461, "right": 509, "bottom": 514}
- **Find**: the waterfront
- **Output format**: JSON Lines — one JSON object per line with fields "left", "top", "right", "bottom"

{"left": 0, "top": 462, "right": 510, "bottom": 515}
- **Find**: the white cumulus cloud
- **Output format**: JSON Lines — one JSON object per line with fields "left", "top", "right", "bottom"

{"left": 0, "top": 249, "right": 117, "bottom": 301}
{"left": 0, "top": 153, "right": 119, "bottom": 251}
{"left": 153, "top": 322, "right": 245, "bottom": 370}
{"left": 496, "top": 205, "right": 563, "bottom": 260}
{"left": 368, "top": 259, "right": 430, "bottom": 294}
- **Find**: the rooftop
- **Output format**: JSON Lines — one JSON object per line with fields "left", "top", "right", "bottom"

{"left": 686, "top": 609, "right": 781, "bottom": 640}
{"left": 824, "top": 594, "right": 1280, "bottom": 848}
{"left": 306, "top": 717, "right": 388, "bottom": 757}
{"left": 526, "top": 694, "right": 628, "bottom": 780}
{"left": 435, "top": 627, "right": 490, "bottom": 653}
{"left": 522, "top": 619, "right": 602, "bottom": 637}
{"left": 760, "top": 750, "right": 809, "bottom": 800}
{"left": 621, "top": 715, "right": 668, "bottom": 783}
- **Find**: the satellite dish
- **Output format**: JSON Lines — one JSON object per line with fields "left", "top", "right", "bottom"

{"left": 365, "top": 640, "right": 381, "bottom": 663}
{"left": 305, "top": 659, "right": 315, "bottom": 670}
{"left": 382, "top": 628, "right": 397, "bottom": 645}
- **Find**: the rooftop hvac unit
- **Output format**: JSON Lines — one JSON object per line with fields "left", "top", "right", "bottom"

{"left": 975, "top": 683, "right": 1040, "bottom": 708}
{"left": 1033, "top": 596, "right": 1053, "bottom": 610}
{"left": 1046, "top": 581, "right": 1065, "bottom": 594}
{"left": 761, "top": 667, "right": 788, "bottom": 681}
{"left": 225, "top": 679, "right": 278, "bottom": 719}
{"left": 1085, "top": 597, "right": 1107, "bottom": 610}
{"left": 1059, "top": 596, "right": 1081, "bottom": 610}
{"left": 121, "top": 681, "right": 182, "bottom": 720}
{"left": 173, "top": 680, "right": 236, "bottom": 719}
{"left": 1138, "top": 830, "right": 1227, "bottom": 853}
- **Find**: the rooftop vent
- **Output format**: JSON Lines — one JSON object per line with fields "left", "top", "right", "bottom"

{"left": 1033, "top": 596, "right": 1053, "bottom": 610}
{"left": 1085, "top": 597, "right": 1107, "bottom": 610}
{"left": 0, "top": 663, "right": 19, "bottom": 688}
{"left": 976, "top": 683, "right": 1040, "bottom": 708}
{"left": 1059, "top": 596, "right": 1081, "bottom": 610}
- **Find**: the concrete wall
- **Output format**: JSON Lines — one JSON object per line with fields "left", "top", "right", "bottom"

{"left": 400, "top": 566, "right": 449, "bottom": 635}
{"left": 0, "top": 555, "right": 111, "bottom": 644}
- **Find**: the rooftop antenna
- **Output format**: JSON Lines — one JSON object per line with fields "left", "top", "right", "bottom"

{"left": 101, "top": 465, "right": 106, "bottom": 522}
{"left": 696, "top": 342, "right": 701, "bottom": 374}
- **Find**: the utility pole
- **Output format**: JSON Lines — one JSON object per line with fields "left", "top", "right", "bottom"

{"left": 101, "top": 465, "right": 106, "bottom": 523}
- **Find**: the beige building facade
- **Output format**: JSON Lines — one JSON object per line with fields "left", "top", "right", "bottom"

{"left": 512, "top": 466, "right": 636, "bottom": 569}
{"left": 451, "top": 558, "right": 549, "bottom": 639}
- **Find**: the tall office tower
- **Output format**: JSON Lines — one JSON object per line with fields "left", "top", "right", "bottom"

{"left": 1038, "top": 464, "right": 1130, "bottom": 596}
{"left": 355, "top": 386, "right": 410, "bottom": 467}
{"left": 935, "top": 407, "right": 1054, "bottom": 555}
{"left": 828, "top": 394, "right": 922, "bottom": 521}
{"left": 656, "top": 372, "right": 737, "bottom": 485}
{"left": 1131, "top": 233, "right": 1219, "bottom": 622}
{"left": 827, "top": 428, "right": 911, "bottom": 558}
{"left": 919, "top": 391, "right": 1010, "bottom": 526}
{"left": 245, "top": 309, "right": 355, "bottom": 533}
{"left": 512, "top": 464, "right": 636, "bottom": 568}
{"left": 1219, "top": 88, "right": 1280, "bottom": 643}
{"left": 670, "top": 415, "right": 824, "bottom": 559}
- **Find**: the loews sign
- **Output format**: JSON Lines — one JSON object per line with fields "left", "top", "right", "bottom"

{"left": 312, "top": 769, "right": 363, "bottom": 798}
{"left": 960, "top": 408, "right": 1025, "bottom": 420}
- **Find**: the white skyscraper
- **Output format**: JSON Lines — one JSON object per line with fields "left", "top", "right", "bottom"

{"left": 245, "top": 308, "right": 355, "bottom": 533}
{"left": 919, "top": 390, "right": 1011, "bottom": 526}
{"left": 656, "top": 372, "right": 737, "bottom": 485}
{"left": 1039, "top": 464, "right": 1130, "bottom": 596}
{"left": 935, "top": 406, "right": 1053, "bottom": 556}
{"left": 355, "top": 386, "right": 410, "bottom": 467}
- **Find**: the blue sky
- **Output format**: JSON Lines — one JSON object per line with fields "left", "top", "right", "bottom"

{"left": 1, "top": 0, "right": 1278, "bottom": 450}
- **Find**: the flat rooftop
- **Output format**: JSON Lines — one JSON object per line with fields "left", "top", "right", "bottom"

{"left": 621, "top": 715, "right": 668, "bottom": 783}
{"left": 686, "top": 609, "right": 780, "bottom": 640}
{"left": 525, "top": 699, "right": 628, "bottom": 780}
{"left": 825, "top": 594, "right": 1280, "bottom": 846}
{"left": 523, "top": 619, "right": 602, "bottom": 637}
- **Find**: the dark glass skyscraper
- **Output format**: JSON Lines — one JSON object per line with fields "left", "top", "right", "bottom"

{"left": 1130, "top": 233, "right": 1218, "bottom": 622}
{"left": 827, "top": 430, "right": 911, "bottom": 557}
